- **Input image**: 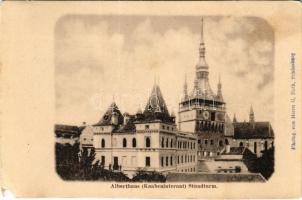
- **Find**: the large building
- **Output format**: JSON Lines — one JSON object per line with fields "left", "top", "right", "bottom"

{"left": 75, "top": 18, "right": 274, "bottom": 177}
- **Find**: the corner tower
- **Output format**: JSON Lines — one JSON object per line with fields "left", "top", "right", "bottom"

{"left": 178, "top": 18, "right": 226, "bottom": 159}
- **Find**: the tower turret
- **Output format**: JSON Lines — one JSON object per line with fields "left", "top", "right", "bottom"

{"left": 216, "top": 75, "right": 224, "bottom": 101}
{"left": 233, "top": 113, "right": 237, "bottom": 123}
{"left": 249, "top": 105, "right": 255, "bottom": 123}
{"left": 191, "top": 17, "right": 214, "bottom": 99}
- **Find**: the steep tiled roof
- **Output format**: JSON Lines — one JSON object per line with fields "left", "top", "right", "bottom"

{"left": 140, "top": 84, "right": 175, "bottom": 124}
{"left": 94, "top": 102, "right": 124, "bottom": 126}
{"left": 115, "top": 115, "right": 136, "bottom": 133}
{"left": 233, "top": 122, "right": 274, "bottom": 139}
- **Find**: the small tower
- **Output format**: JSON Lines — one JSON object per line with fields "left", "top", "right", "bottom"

{"left": 249, "top": 105, "right": 255, "bottom": 123}
{"left": 233, "top": 113, "right": 237, "bottom": 123}
{"left": 216, "top": 75, "right": 223, "bottom": 101}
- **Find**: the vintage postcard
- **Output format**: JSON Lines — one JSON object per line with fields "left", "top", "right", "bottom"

{"left": 0, "top": 1, "right": 301, "bottom": 198}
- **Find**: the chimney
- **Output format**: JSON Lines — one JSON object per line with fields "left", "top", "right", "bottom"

{"left": 111, "top": 112, "right": 119, "bottom": 125}
{"left": 123, "top": 112, "right": 130, "bottom": 125}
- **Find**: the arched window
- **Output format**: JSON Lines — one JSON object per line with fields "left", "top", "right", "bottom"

{"left": 225, "top": 139, "right": 229, "bottom": 145}
{"left": 146, "top": 137, "right": 151, "bottom": 148}
{"left": 161, "top": 138, "right": 165, "bottom": 148}
{"left": 166, "top": 157, "right": 169, "bottom": 166}
{"left": 166, "top": 138, "right": 169, "bottom": 148}
{"left": 239, "top": 142, "right": 244, "bottom": 147}
{"left": 123, "top": 138, "right": 127, "bottom": 148}
{"left": 170, "top": 139, "right": 173, "bottom": 148}
{"left": 254, "top": 142, "right": 257, "bottom": 153}
{"left": 264, "top": 141, "right": 268, "bottom": 150}
{"left": 132, "top": 138, "right": 136, "bottom": 148}
{"left": 101, "top": 139, "right": 105, "bottom": 148}
{"left": 161, "top": 157, "right": 164, "bottom": 167}
{"left": 170, "top": 156, "right": 173, "bottom": 165}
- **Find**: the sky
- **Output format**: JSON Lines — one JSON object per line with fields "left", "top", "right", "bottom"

{"left": 55, "top": 15, "right": 274, "bottom": 126}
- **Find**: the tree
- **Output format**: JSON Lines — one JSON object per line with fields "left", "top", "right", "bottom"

{"left": 55, "top": 143, "right": 130, "bottom": 181}
{"left": 243, "top": 147, "right": 274, "bottom": 180}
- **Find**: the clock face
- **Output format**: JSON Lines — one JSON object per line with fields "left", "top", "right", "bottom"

{"left": 202, "top": 111, "right": 210, "bottom": 120}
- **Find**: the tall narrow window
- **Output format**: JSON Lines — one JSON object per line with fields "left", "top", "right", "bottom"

{"left": 123, "top": 138, "right": 127, "bottom": 148}
{"left": 166, "top": 157, "right": 169, "bottom": 166}
{"left": 170, "top": 139, "right": 173, "bottom": 148}
{"left": 162, "top": 138, "right": 165, "bottom": 148}
{"left": 254, "top": 142, "right": 257, "bottom": 153}
{"left": 101, "top": 139, "right": 105, "bottom": 148}
{"left": 210, "top": 140, "right": 214, "bottom": 145}
{"left": 132, "top": 138, "right": 136, "bottom": 148}
{"left": 161, "top": 157, "right": 164, "bottom": 167}
{"left": 170, "top": 156, "right": 173, "bottom": 166}
{"left": 146, "top": 137, "right": 151, "bottom": 148}
{"left": 264, "top": 141, "right": 268, "bottom": 150}
{"left": 166, "top": 138, "right": 169, "bottom": 148}
{"left": 145, "top": 157, "right": 150, "bottom": 167}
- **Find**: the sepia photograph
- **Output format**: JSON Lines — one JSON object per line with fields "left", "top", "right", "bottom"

{"left": 55, "top": 15, "right": 275, "bottom": 182}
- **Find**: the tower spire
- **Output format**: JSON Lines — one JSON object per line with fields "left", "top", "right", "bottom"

{"left": 233, "top": 113, "right": 237, "bottom": 123}
{"left": 249, "top": 105, "right": 255, "bottom": 123}
{"left": 217, "top": 74, "right": 223, "bottom": 101}
{"left": 198, "top": 17, "right": 206, "bottom": 61}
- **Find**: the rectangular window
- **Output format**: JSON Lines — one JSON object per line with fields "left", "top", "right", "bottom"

{"left": 210, "top": 140, "right": 214, "bottom": 145}
{"left": 161, "top": 157, "right": 164, "bottom": 167}
{"left": 145, "top": 157, "right": 151, "bottom": 167}
{"left": 205, "top": 140, "right": 208, "bottom": 145}
{"left": 211, "top": 112, "right": 215, "bottom": 121}
{"left": 145, "top": 125, "right": 150, "bottom": 129}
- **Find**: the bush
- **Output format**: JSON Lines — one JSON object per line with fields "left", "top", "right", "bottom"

{"left": 132, "top": 170, "right": 166, "bottom": 182}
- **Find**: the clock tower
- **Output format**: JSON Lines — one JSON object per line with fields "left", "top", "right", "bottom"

{"left": 178, "top": 18, "right": 226, "bottom": 160}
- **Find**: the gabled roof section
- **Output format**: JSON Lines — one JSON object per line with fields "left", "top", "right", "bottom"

{"left": 115, "top": 115, "right": 136, "bottom": 133}
{"left": 233, "top": 122, "right": 274, "bottom": 139}
{"left": 94, "top": 102, "right": 123, "bottom": 126}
